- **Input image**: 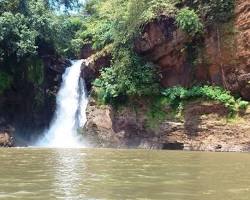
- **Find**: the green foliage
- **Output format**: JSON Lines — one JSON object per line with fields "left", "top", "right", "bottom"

{"left": 80, "top": 0, "right": 179, "bottom": 50}
{"left": 80, "top": 0, "right": 182, "bottom": 104}
{"left": 53, "top": 15, "right": 85, "bottom": 56}
{"left": 184, "top": 0, "right": 235, "bottom": 25}
{"left": 146, "top": 96, "right": 169, "bottom": 129}
{"left": 0, "top": 12, "right": 38, "bottom": 58}
{"left": 237, "top": 99, "right": 249, "bottom": 111}
{"left": 93, "top": 49, "right": 159, "bottom": 104}
{"left": 0, "top": 0, "right": 84, "bottom": 60}
{"left": 161, "top": 85, "right": 248, "bottom": 115}
{"left": 48, "top": 0, "right": 81, "bottom": 10}
{"left": 0, "top": 71, "right": 12, "bottom": 94}
{"left": 139, "top": 0, "right": 178, "bottom": 22}
{"left": 176, "top": 8, "right": 203, "bottom": 36}
{"left": 0, "top": 0, "right": 84, "bottom": 114}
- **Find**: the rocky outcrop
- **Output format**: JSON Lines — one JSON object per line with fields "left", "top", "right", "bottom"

{"left": 134, "top": 16, "right": 192, "bottom": 87}
{"left": 81, "top": 49, "right": 111, "bottom": 92}
{"left": 81, "top": 1, "right": 250, "bottom": 151}
{"left": 233, "top": 0, "right": 250, "bottom": 99}
{"left": 83, "top": 99, "right": 250, "bottom": 151}
{"left": 42, "top": 56, "right": 71, "bottom": 73}
{"left": 80, "top": 1, "right": 249, "bottom": 99}
{"left": 134, "top": 0, "right": 250, "bottom": 100}
{"left": 0, "top": 118, "right": 14, "bottom": 147}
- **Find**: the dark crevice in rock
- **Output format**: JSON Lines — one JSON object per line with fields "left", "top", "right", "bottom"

{"left": 162, "top": 142, "right": 184, "bottom": 150}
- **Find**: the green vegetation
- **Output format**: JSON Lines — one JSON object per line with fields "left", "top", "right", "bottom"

{"left": 81, "top": 0, "right": 179, "bottom": 49}
{"left": 82, "top": 0, "right": 180, "bottom": 103}
{"left": 146, "top": 85, "right": 248, "bottom": 129}
{"left": 93, "top": 49, "right": 159, "bottom": 104}
{"left": 185, "top": 0, "right": 235, "bottom": 25}
{"left": 1, "top": 0, "right": 244, "bottom": 125}
{"left": 0, "top": 71, "right": 12, "bottom": 94}
{"left": 176, "top": 8, "right": 203, "bottom": 36}
{"left": 161, "top": 86, "right": 248, "bottom": 115}
{"left": 146, "top": 96, "right": 170, "bottom": 129}
{"left": 79, "top": 0, "right": 236, "bottom": 106}
{"left": 0, "top": 0, "right": 84, "bottom": 59}
{"left": 0, "top": 0, "right": 82, "bottom": 96}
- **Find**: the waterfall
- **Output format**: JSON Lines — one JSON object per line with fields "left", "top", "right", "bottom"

{"left": 36, "top": 60, "right": 88, "bottom": 148}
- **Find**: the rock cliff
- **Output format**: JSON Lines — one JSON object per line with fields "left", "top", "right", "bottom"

{"left": 133, "top": 0, "right": 250, "bottom": 100}
{"left": 83, "top": 98, "right": 250, "bottom": 151}
{"left": 82, "top": 0, "right": 250, "bottom": 151}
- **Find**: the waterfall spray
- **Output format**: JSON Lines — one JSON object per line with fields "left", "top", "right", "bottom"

{"left": 37, "top": 60, "right": 88, "bottom": 148}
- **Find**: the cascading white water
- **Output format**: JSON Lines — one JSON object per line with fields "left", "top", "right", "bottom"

{"left": 37, "top": 60, "right": 88, "bottom": 148}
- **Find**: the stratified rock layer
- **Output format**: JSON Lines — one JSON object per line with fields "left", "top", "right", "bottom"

{"left": 84, "top": 98, "right": 250, "bottom": 151}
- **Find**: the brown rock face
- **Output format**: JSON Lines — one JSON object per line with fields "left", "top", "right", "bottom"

{"left": 0, "top": 118, "right": 14, "bottom": 147}
{"left": 84, "top": 99, "right": 250, "bottom": 151}
{"left": 81, "top": 51, "right": 111, "bottom": 92}
{"left": 79, "top": 43, "right": 95, "bottom": 59}
{"left": 204, "top": 0, "right": 250, "bottom": 99}
{"left": 135, "top": 17, "right": 192, "bottom": 87}
{"left": 134, "top": 1, "right": 250, "bottom": 99}
{"left": 234, "top": 0, "right": 250, "bottom": 99}
{"left": 84, "top": 98, "right": 160, "bottom": 148}
{"left": 83, "top": 1, "right": 250, "bottom": 151}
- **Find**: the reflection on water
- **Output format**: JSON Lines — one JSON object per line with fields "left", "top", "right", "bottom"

{"left": 0, "top": 148, "right": 250, "bottom": 200}
{"left": 52, "top": 149, "right": 86, "bottom": 199}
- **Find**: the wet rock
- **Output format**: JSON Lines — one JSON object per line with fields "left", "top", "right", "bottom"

{"left": 0, "top": 132, "right": 14, "bottom": 147}
{"left": 42, "top": 56, "right": 71, "bottom": 73}
{"left": 0, "top": 118, "right": 14, "bottom": 147}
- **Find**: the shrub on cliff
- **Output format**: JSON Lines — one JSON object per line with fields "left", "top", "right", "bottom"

{"left": 176, "top": 8, "right": 203, "bottom": 36}
{"left": 161, "top": 86, "right": 248, "bottom": 115}
{"left": 93, "top": 49, "right": 159, "bottom": 104}
{"left": 184, "top": 0, "right": 235, "bottom": 25}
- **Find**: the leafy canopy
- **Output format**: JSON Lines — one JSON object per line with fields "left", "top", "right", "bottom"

{"left": 0, "top": 0, "right": 83, "bottom": 95}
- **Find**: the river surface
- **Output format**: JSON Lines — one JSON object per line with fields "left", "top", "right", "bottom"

{"left": 0, "top": 148, "right": 250, "bottom": 200}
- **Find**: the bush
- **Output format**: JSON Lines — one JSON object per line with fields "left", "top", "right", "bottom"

{"left": 184, "top": 0, "right": 235, "bottom": 25}
{"left": 93, "top": 49, "right": 159, "bottom": 104}
{"left": 176, "top": 8, "right": 203, "bottom": 36}
{"left": 161, "top": 85, "right": 248, "bottom": 115}
{"left": 237, "top": 99, "right": 249, "bottom": 111}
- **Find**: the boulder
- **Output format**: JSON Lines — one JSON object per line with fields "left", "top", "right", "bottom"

{"left": 0, "top": 118, "right": 14, "bottom": 147}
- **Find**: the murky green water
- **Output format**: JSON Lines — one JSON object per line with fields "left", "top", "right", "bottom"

{"left": 0, "top": 148, "right": 250, "bottom": 200}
